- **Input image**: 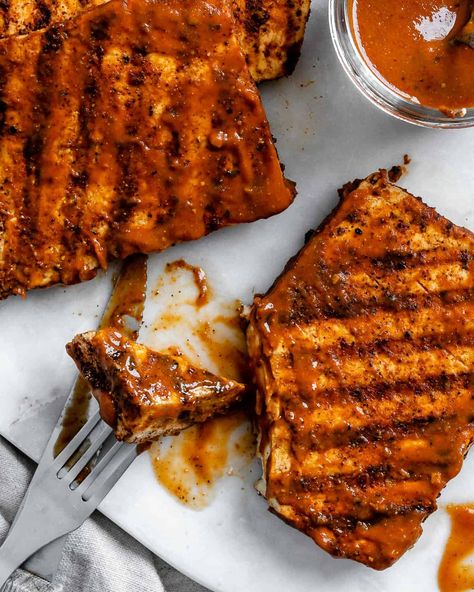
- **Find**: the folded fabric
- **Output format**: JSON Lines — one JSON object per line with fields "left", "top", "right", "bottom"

{"left": 0, "top": 437, "right": 207, "bottom": 592}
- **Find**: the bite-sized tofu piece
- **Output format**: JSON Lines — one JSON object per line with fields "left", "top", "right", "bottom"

{"left": 67, "top": 329, "right": 247, "bottom": 444}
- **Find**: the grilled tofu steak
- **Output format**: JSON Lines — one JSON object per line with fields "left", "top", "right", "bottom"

{"left": 67, "top": 328, "right": 247, "bottom": 443}
{"left": 0, "top": 0, "right": 310, "bottom": 82}
{"left": 0, "top": 0, "right": 295, "bottom": 301}
{"left": 247, "top": 171, "right": 474, "bottom": 569}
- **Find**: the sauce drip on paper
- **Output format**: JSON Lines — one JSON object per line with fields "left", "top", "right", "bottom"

{"left": 54, "top": 254, "right": 148, "bottom": 457}
{"left": 438, "top": 504, "right": 474, "bottom": 592}
{"left": 151, "top": 410, "right": 255, "bottom": 509}
{"left": 165, "top": 259, "right": 210, "bottom": 307}
{"left": 194, "top": 319, "right": 251, "bottom": 385}
{"left": 53, "top": 377, "right": 92, "bottom": 457}
{"left": 149, "top": 260, "right": 255, "bottom": 508}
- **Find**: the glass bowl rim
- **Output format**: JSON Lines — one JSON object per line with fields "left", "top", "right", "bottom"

{"left": 328, "top": 0, "right": 474, "bottom": 129}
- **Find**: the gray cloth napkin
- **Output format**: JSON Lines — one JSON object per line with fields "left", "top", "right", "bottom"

{"left": 0, "top": 437, "right": 208, "bottom": 592}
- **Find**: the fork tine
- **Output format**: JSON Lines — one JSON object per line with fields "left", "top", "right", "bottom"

{"left": 81, "top": 444, "right": 138, "bottom": 505}
{"left": 51, "top": 411, "right": 101, "bottom": 468}
{"left": 75, "top": 440, "right": 124, "bottom": 493}
{"left": 64, "top": 423, "right": 114, "bottom": 484}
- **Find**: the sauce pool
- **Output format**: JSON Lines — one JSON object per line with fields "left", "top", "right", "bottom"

{"left": 148, "top": 260, "right": 254, "bottom": 507}
{"left": 350, "top": 0, "right": 474, "bottom": 112}
{"left": 150, "top": 411, "right": 255, "bottom": 509}
{"left": 438, "top": 505, "right": 474, "bottom": 592}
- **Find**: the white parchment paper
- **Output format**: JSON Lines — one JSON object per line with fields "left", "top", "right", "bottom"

{"left": 1, "top": 1, "right": 473, "bottom": 590}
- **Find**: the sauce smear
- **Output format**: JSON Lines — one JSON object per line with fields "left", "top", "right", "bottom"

{"left": 148, "top": 260, "right": 254, "bottom": 507}
{"left": 438, "top": 505, "right": 474, "bottom": 592}
{"left": 194, "top": 318, "right": 250, "bottom": 383}
{"left": 350, "top": 0, "right": 474, "bottom": 112}
{"left": 150, "top": 410, "right": 255, "bottom": 509}
{"left": 164, "top": 259, "right": 210, "bottom": 307}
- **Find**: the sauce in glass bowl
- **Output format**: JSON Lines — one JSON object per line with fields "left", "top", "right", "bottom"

{"left": 349, "top": 0, "right": 474, "bottom": 115}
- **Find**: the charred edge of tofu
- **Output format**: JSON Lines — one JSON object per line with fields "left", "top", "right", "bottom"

{"left": 66, "top": 332, "right": 119, "bottom": 430}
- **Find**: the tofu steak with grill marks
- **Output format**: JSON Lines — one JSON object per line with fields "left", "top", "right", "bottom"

{"left": 67, "top": 328, "right": 247, "bottom": 444}
{"left": 0, "top": 0, "right": 311, "bottom": 82}
{"left": 0, "top": 0, "right": 295, "bottom": 300}
{"left": 247, "top": 171, "right": 474, "bottom": 569}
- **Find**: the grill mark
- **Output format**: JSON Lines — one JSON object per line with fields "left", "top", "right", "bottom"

{"left": 276, "top": 337, "right": 474, "bottom": 396}
{"left": 116, "top": 142, "right": 139, "bottom": 209}
{"left": 356, "top": 503, "right": 434, "bottom": 531}
{"left": 61, "top": 16, "right": 109, "bottom": 261}
{"left": 272, "top": 428, "right": 474, "bottom": 527}
{"left": 0, "top": 63, "right": 7, "bottom": 136}
{"left": 284, "top": 330, "right": 474, "bottom": 370}
{"left": 282, "top": 374, "right": 474, "bottom": 442}
{"left": 354, "top": 504, "right": 435, "bottom": 530}
{"left": 277, "top": 298, "right": 474, "bottom": 357}
{"left": 36, "top": 1, "right": 52, "bottom": 29}
{"left": 294, "top": 417, "right": 474, "bottom": 479}
{"left": 277, "top": 485, "right": 436, "bottom": 532}
{"left": 112, "top": 39, "right": 149, "bottom": 254}
{"left": 296, "top": 372, "right": 474, "bottom": 407}
{"left": 21, "top": 25, "right": 67, "bottom": 259}
{"left": 327, "top": 217, "right": 469, "bottom": 258}
{"left": 102, "top": 30, "right": 149, "bottom": 257}
{"left": 332, "top": 248, "right": 473, "bottom": 275}
{"left": 279, "top": 474, "right": 443, "bottom": 534}
{"left": 113, "top": 142, "right": 141, "bottom": 252}
{"left": 282, "top": 285, "right": 474, "bottom": 324}
{"left": 327, "top": 260, "right": 474, "bottom": 312}
{"left": 295, "top": 401, "right": 474, "bottom": 453}
{"left": 0, "top": 1, "right": 9, "bottom": 34}
{"left": 286, "top": 477, "right": 438, "bottom": 524}
{"left": 293, "top": 464, "right": 438, "bottom": 496}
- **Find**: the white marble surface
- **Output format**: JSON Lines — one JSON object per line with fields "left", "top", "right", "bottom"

{"left": 1, "top": 1, "right": 474, "bottom": 590}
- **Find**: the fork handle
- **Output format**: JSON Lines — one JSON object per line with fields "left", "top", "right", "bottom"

{"left": 0, "top": 517, "right": 59, "bottom": 588}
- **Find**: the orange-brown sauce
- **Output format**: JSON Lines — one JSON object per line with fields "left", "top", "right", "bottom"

{"left": 438, "top": 505, "right": 474, "bottom": 592}
{"left": 54, "top": 254, "right": 147, "bottom": 456}
{"left": 194, "top": 319, "right": 250, "bottom": 383}
{"left": 350, "top": 0, "right": 474, "bottom": 111}
{"left": 152, "top": 304, "right": 248, "bottom": 382}
{"left": 149, "top": 260, "right": 254, "bottom": 507}
{"left": 151, "top": 261, "right": 248, "bottom": 381}
{"left": 150, "top": 410, "right": 255, "bottom": 509}
{"left": 165, "top": 259, "right": 210, "bottom": 307}
{"left": 53, "top": 376, "right": 92, "bottom": 457}
{"left": 100, "top": 254, "right": 148, "bottom": 335}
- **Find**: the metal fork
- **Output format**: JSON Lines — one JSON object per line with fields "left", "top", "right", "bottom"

{"left": 0, "top": 408, "right": 138, "bottom": 587}
{"left": 0, "top": 255, "right": 148, "bottom": 588}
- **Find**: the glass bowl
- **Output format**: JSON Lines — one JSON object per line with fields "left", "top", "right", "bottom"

{"left": 328, "top": 0, "right": 474, "bottom": 129}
